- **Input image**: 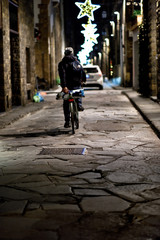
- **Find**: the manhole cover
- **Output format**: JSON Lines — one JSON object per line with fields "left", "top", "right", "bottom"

{"left": 40, "top": 147, "right": 86, "bottom": 155}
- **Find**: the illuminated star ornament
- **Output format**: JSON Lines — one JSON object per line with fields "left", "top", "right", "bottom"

{"left": 75, "top": 0, "right": 100, "bottom": 21}
{"left": 75, "top": 0, "right": 101, "bottom": 65}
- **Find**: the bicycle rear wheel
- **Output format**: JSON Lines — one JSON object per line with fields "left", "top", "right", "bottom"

{"left": 70, "top": 102, "right": 75, "bottom": 134}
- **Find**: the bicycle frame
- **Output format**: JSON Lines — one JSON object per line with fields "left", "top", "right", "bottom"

{"left": 67, "top": 89, "right": 84, "bottom": 134}
{"left": 56, "top": 89, "right": 84, "bottom": 134}
{"left": 68, "top": 97, "right": 79, "bottom": 134}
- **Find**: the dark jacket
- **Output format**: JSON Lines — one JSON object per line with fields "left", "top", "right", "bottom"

{"left": 58, "top": 54, "right": 86, "bottom": 89}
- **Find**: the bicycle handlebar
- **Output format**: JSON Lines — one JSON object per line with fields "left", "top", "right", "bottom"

{"left": 56, "top": 89, "right": 85, "bottom": 100}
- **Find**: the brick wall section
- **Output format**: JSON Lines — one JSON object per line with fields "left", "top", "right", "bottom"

{"left": 156, "top": 0, "right": 160, "bottom": 99}
{"left": 148, "top": 0, "right": 157, "bottom": 96}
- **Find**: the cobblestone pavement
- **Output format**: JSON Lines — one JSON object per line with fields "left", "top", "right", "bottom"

{"left": 0, "top": 89, "right": 160, "bottom": 240}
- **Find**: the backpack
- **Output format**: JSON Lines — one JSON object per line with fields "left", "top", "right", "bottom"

{"left": 70, "top": 60, "right": 82, "bottom": 82}
{"left": 71, "top": 60, "right": 82, "bottom": 73}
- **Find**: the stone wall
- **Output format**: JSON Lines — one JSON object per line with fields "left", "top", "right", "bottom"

{"left": 54, "top": 4, "right": 63, "bottom": 84}
{"left": 0, "top": 3, "right": 5, "bottom": 111}
{"left": 0, "top": 0, "right": 11, "bottom": 111}
{"left": 35, "top": 0, "right": 64, "bottom": 89}
{"left": 138, "top": 0, "right": 150, "bottom": 96}
{"left": 35, "top": 0, "right": 50, "bottom": 85}
{"left": 0, "top": 0, "right": 35, "bottom": 112}
{"left": 148, "top": 0, "right": 157, "bottom": 96}
{"left": 156, "top": 0, "right": 160, "bottom": 99}
{"left": 19, "top": 0, "right": 35, "bottom": 105}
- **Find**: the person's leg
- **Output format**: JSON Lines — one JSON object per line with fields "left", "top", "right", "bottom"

{"left": 63, "top": 100, "right": 70, "bottom": 127}
{"left": 76, "top": 98, "right": 84, "bottom": 111}
{"left": 74, "top": 86, "right": 84, "bottom": 111}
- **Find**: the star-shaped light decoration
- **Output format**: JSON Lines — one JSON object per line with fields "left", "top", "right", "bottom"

{"left": 75, "top": 0, "right": 100, "bottom": 21}
{"left": 82, "top": 23, "right": 97, "bottom": 35}
{"left": 81, "top": 40, "right": 94, "bottom": 52}
{"left": 81, "top": 29, "right": 99, "bottom": 44}
{"left": 89, "top": 34, "right": 100, "bottom": 44}
{"left": 78, "top": 50, "right": 88, "bottom": 65}
{"left": 81, "top": 20, "right": 100, "bottom": 45}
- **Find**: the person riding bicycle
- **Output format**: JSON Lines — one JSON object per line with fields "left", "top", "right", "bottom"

{"left": 58, "top": 47, "right": 86, "bottom": 128}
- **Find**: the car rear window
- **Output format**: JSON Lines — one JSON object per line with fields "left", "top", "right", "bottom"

{"left": 84, "top": 67, "right": 99, "bottom": 73}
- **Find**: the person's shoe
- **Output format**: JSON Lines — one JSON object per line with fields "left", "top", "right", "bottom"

{"left": 78, "top": 105, "right": 84, "bottom": 111}
{"left": 64, "top": 121, "right": 71, "bottom": 128}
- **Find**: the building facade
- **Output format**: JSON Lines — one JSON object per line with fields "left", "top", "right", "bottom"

{"left": 1, "top": 0, "right": 159, "bottom": 113}
{"left": 0, "top": 0, "right": 35, "bottom": 112}
{"left": 108, "top": 0, "right": 160, "bottom": 99}
{"left": 138, "top": 0, "right": 160, "bottom": 98}
{"left": 34, "top": 0, "right": 64, "bottom": 89}
{"left": 0, "top": 0, "right": 64, "bottom": 112}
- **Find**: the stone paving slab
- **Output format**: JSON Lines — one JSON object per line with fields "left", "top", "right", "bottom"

{"left": 0, "top": 102, "right": 47, "bottom": 129}
{"left": 0, "top": 89, "right": 160, "bottom": 239}
{"left": 0, "top": 200, "right": 27, "bottom": 216}
{"left": 42, "top": 203, "right": 80, "bottom": 212}
{"left": 0, "top": 174, "right": 27, "bottom": 185}
{"left": 73, "top": 188, "right": 109, "bottom": 196}
{"left": 0, "top": 216, "right": 48, "bottom": 240}
{"left": 129, "top": 199, "right": 160, "bottom": 216}
{"left": 0, "top": 186, "right": 42, "bottom": 200}
{"left": 80, "top": 196, "right": 130, "bottom": 212}
{"left": 28, "top": 185, "right": 72, "bottom": 195}
{"left": 0, "top": 88, "right": 159, "bottom": 139}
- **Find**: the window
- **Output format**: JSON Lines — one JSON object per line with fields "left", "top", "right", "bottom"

{"left": 9, "top": 1, "right": 18, "bottom": 33}
{"left": 84, "top": 67, "right": 99, "bottom": 73}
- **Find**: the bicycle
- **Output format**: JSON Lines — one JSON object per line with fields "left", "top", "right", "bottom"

{"left": 56, "top": 89, "right": 85, "bottom": 134}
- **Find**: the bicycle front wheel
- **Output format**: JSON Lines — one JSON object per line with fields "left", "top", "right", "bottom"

{"left": 74, "top": 102, "right": 79, "bottom": 129}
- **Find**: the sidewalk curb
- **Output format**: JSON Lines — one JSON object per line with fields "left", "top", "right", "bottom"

{"left": 0, "top": 101, "right": 48, "bottom": 129}
{"left": 122, "top": 89, "right": 160, "bottom": 139}
{"left": 0, "top": 88, "right": 60, "bottom": 130}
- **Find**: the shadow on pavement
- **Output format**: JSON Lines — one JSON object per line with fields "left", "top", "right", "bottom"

{"left": 0, "top": 128, "right": 71, "bottom": 138}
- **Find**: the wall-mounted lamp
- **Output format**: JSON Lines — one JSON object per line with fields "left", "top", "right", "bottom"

{"left": 105, "top": 38, "right": 109, "bottom": 47}
{"left": 110, "top": 21, "right": 115, "bottom": 37}
{"left": 114, "top": 11, "right": 120, "bottom": 21}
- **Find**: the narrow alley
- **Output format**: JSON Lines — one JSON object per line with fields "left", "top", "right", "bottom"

{"left": 0, "top": 88, "right": 160, "bottom": 240}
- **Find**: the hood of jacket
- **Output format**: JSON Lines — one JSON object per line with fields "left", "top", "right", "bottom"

{"left": 62, "top": 55, "right": 77, "bottom": 64}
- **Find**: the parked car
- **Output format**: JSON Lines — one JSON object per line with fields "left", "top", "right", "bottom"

{"left": 83, "top": 65, "right": 103, "bottom": 90}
